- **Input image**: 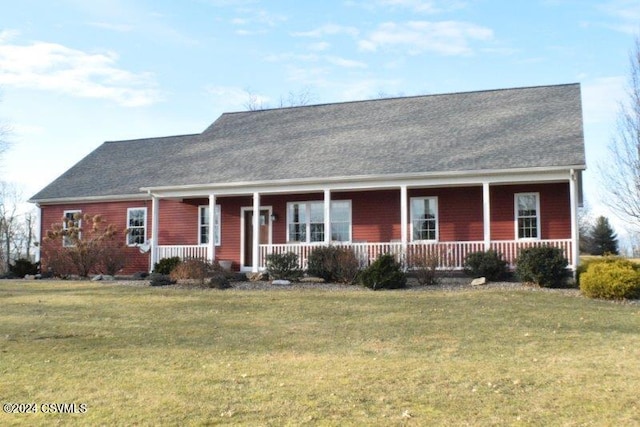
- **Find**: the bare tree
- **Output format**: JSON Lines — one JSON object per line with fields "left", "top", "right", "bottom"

{"left": 0, "top": 93, "right": 11, "bottom": 162}
{"left": 601, "top": 36, "right": 640, "bottom": 227}
{"left": 277, "top": 87, "right": 317, "bottom": 108}
{"left": 0, "top": 182, "right": 19, "bottom": 272}
{"left": 244, "top": 87, "right": 318, "bottom": 111}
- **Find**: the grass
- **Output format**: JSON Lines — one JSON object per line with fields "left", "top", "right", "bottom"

{"left": 1, "top": 281, "right": 639, "bottom": 426}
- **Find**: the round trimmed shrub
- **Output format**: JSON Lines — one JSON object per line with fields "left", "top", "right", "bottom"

{"left": 153, "top": 256, "right": 182, "bottom": 275}
{"left": 307, "top": 246, "right": 360, "bottom": 284}
{"left": 359, "top": 253, "right": 406, "bottom": 290}
{"left": 265, "top": 252, "right": 302, "bottom": 281}
{"left": 463, "top": 250, "right": 508, "bottom": 281}
{"left": 515, "top": 246, "right": 569, "bottom": 288}
{"left": 580, "top": 259, "right": 640, "bottom": 300}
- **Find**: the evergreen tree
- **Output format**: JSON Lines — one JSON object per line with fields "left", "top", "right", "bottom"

{"left": 589, "top": 216, "right": 619, "bottom": 255}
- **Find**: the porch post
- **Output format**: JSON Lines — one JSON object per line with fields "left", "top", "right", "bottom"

{"left": 208, "top": 194, "right": 216, "bottom": 264}
{"left": 569, "top": 169, "right": 579, "bottom": 270}
{"left": 324, "top": 189, "right": 331, "bottom": 245}
{"left": 400, "top": 185, "right": 408, "bottom": 251}
{"left": 150, "top": 194, "right": 159, "bottom": 272}
{"left": 483, "top": 182, "right": 491, "bottom": 251}
{"left": 252, "top": 192, "right": 260, "bottom": 273}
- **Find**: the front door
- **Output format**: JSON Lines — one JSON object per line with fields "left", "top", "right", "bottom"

{"left": 243, "top": 209, "right": 270, "bottom": 268}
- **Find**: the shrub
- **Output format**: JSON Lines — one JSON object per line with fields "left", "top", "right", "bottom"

{"left": 359, "top": 253, "right": 407, "bottom": 290}
{"left": 580, "top": 259, "right": 640, "bottom": 300}
{"left": 266, "top": 252, "right": 302, "bottom": 281}
{"left": 42, "top": 213, "right": 125, "bottom": 278}
{"left": 407, "top": 252, "right": 440, "bottom": 286}
{"left": 463, "top": 250, "right": 508, "bottom": 281}
{"left": 576, "top": 256, "right": 625, "bottom": 287}
{"left": 208, "top": 272, "right": 231, "bottom": 289}
{"left": 10, "top": 258, "right": 39, "bottom": 277}
{"left": 515, "top": 246, "right": 569, "bottom": 288}
{"left": 307, "top": 246, "right": 360, "bottom": 284}
{"left": 153, "top": 257, "right": 182, "bottom": 275}
{"left": 169, "top": 258, "right": 213, "bottom": 284}
{"left": 149, "top": 273, "right": 175, "bottom": 286}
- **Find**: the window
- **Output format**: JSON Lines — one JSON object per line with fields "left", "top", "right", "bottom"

{"left": 287, "top": 201, "right": 352, "bottom": 243}
{"left": 411, "top": 197, "right": 438, "bottom": 241}
{"left": 127, "top": 207, "right": 147, "bottom": 246}
{"left": 63, "top": 210, "right": 81, "bottom": 247}
{"left": 199, "top": 205, "right": 221, "bottom": 246}
{"left": 515, "top": 193, "right": 540, "bottom": 239}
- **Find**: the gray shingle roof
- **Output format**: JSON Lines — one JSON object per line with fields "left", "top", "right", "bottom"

{"left": 30, "top": 83, "right": 586, "bottom": 202}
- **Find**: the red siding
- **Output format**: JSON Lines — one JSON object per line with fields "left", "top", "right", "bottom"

{"left": 38, "top": 182, "right": 572, "bottom": 275}
{"left": 490, "top": 183, "right": 571, "bottom": 240}
{"left": 39, "top": 200, "right": 153, "bottom": 274}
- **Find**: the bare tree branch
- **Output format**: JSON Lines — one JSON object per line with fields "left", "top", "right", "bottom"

{"left": 601, "top": 36, "right": 640, "bottom": 229}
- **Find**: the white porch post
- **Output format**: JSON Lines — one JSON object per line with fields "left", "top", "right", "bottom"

{"left": 252, "top": 192, "right": 260, "bottom": 273}
{"left": 483, "top": 182, "right": 491, "bottom": 250}
{"left": 569, "top": 169, "right": 579, "bottom": 270}
{"left": 208, "top": 194, "right": 216, "bottom": 264}
{"left": 324, "top": 189, "right": 331, "bottom": 245}
{"left": 150, "top": 194, "right": 159, "bottom": 272}
{"left": 400, "top": 185, "right": 408, "bottom": 252}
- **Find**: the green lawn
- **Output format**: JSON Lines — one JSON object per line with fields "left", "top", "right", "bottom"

{"left": 1, "top": 281, "right": 639, "bottom": 426}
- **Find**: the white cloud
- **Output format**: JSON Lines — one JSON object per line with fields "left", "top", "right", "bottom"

{"left": 582, "top": 76, "right": 626, "bottom": 125}
{"left": 308, "top": 41, "right": 331, "bottom": 52}
{"left": 325, "top": 56, "right": 368, "bottom": 69}
{"left": 358, "top": 21, "right": 493, "bottom": 55}
{"left": 292, "top": 24, "right": 360, "bottom": 38}
{"left": 206, "top": 85, "right": 269, "bottom": 111}
{"left": 598, "top": 0, "right": 640, "bottom": 34}
{"left": 0, "top": 39, "right": 161, "bottom": 107}
{"left": 375, "top": 0, "right": 467, "bottom": 13}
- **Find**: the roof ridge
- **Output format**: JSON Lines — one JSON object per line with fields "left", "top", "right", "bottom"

{"left": 219, "top": 82, "right": 581, "bottom": 116}
{"left": 104, "top": 133, "right": 200, "bottom": 144}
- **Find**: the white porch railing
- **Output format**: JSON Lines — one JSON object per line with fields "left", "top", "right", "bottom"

{"left": 155, "top": 239, "right": 574, "bottom": 271}
{"left": 259, "top": 239, "right": 574, "bottom": 270}
{"left": 156, "top": 245, "right": 208, "bottom": 261}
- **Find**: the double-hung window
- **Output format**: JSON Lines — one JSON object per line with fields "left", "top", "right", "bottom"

{"left": 127, "top": 207, "right": 147, "bottom": 246}
{"left": 198, "top": 205, "right": 221, "bottom": 246}
{"left": 287, "top": 201, "right": 351, "bottom": 243}
{"left": 411, "top": 197, "right": 438, "bottom": 241}
{"left": 515, "top": 193, "right": 540, "bottom": 239}
{"left": 63, "top": 210, "right": 82, "bottom": 247}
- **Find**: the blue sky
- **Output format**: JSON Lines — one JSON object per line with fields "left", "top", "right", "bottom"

{"left": 0, "top": 0, "right": 638, "bottom": 235}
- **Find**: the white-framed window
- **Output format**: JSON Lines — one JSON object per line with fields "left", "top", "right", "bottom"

{"left": 411, "top": 197, "right": 438, "bottom": 241}
{"left": 127, "top": 207, "right": 147, "bottom": 246}
{"left": 515, "top": 193, "right": 540, "bottom": 239}
{"left": 63, "top": 210, "right": 82, "bottom": 247}
{"left": 287, "top": 200, "right": 352, "bottom": 243}
{"left": 198, "top": 205, "right": 221, "bottom": 246}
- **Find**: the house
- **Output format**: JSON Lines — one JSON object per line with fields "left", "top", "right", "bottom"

{"left": 29, "top": 83, "right": 586, "bottom": 275}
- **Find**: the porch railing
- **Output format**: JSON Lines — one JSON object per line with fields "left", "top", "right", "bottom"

{"left": 156, "top": 245, "right": 208, "bottom": 261}
{"left": 155, "top": 239, "right": 574, "bottom": 271}
{"left": 259, "top": 239, "right": 573, "bottom": 270}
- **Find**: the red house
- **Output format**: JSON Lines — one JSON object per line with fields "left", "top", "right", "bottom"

{"left": 29, "top": 83, "right": 586, "bottom": 275}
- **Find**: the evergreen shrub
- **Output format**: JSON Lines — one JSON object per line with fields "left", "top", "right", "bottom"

{"left": 359, "top": 253, "right": 407, "bottom": 290}
{"left": 515, "top": 246, "right": 569, "bottom": 288}
{"left": 463, "top": 250, "right": 508, "bottom": 281}
{"left": 580, "top": 258, "right": 640, "bottom": 300}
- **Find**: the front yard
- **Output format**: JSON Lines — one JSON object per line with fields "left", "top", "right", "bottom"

{"left": 1, "top": 280, "right": 639, "bottom": 425}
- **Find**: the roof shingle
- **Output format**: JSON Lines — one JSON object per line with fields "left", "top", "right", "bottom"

{"left": 30, "top": 83, "right": 586, "bottom": 202}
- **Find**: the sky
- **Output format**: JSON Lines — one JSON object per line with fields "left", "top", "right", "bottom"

{"left": 0, "top": 0, "right": 638, "bottom": 242}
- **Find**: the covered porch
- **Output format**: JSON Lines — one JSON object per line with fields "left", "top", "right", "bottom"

{"left": 147, "top": 167, "right": 581, "bottom": 273}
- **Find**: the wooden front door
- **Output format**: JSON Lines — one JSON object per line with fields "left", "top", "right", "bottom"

{"left": 243, "top": 209, "right": 270, "bottom": 268}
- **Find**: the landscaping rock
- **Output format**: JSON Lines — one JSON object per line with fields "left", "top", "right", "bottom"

{"left": 272, "top": 279, "right": 291, "bottom": 286}
{"left": 300, "top": 276, "right": 325, "bottom": 283}
{"left": 471, "top": 277, "right": 487, "bottom": 286}
{"left": 24, "top": 274, "right": 36, "bottom": 280}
